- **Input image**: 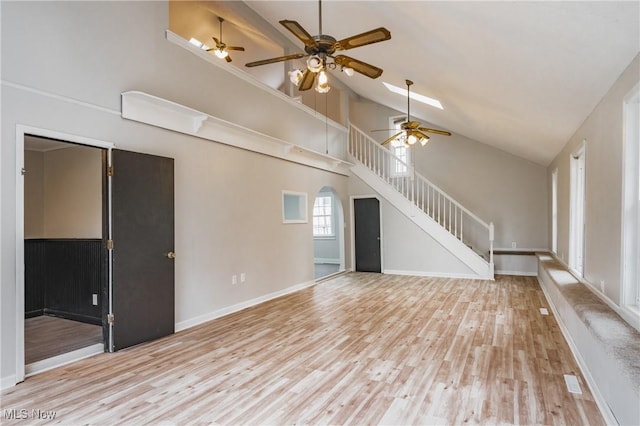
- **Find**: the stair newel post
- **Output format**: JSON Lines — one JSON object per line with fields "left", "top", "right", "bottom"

{"left": 489, "top": 221, "right": 495, "bottom": 271}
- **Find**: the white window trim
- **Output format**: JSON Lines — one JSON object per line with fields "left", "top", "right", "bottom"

{"left": 621, "top": 82, "right": 640, "bottom": 316}
{"left": 569, "top": 140, "right": 586, "bottom": 277}
{"left": 282, "top": 191, "right": 308, "bottom": 224}
{"left": 551, "top": 168, "right": 558, "bottom": 254}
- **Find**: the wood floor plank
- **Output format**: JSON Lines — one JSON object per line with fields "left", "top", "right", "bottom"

{"left": 1, "top": 273, "right": 605, "bottom": 425}
{"left": 25, "top": 316, "right": 103, "bottom": 364}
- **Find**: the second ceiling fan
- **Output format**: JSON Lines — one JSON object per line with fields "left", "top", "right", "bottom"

{"left": 245, "top": 0, "right": 391, "bottom": 92}
{"left": 208, "top": 17, "right": 245, "bottom": 63}
{"left": 377, "top": 80, "right": 452, "bottom": 147}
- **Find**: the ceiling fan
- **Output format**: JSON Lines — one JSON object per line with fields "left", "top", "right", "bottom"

{"left": 375, "top": 80, "right": 452, "bottom": 147}
{"left": 207, "top": 17, "right": 245, "bottom": 63}
{"left": 245, "top": 0, "right": 391, "bottom": 92}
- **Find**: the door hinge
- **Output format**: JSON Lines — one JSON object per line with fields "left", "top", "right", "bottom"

{"left": 107, "top": 166, "right": 114, "bottom": 177}
{"left": 21, "top": 168, "right": 26, "bottom": 175}
{"left": 107, "top": 313, "right": 114, "bottom": 325}
{"left": 107, "top": 239, "right": 114, "bottom": 250}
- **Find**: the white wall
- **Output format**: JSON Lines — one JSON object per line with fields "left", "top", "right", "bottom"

{"left": 24, "top": 151, "right": 44, "bottom": 239}
{"left": 549, "top": 53, "right": 640, "bottom": 307}
{"left": 25, "top": 145, "right": 102, "bottom": 239}
{"left": 1, "top": 1, "right": 350, "bottom": 386}
{"left": 43, "top": 146, "right": 102, "bottom": 238}
{"left": 350, "top": 98, "right": 548, "bottom": 252}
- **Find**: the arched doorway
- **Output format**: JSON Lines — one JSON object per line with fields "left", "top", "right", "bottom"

{"left": 312, "top": 186, "right": 345, "bottom": 279}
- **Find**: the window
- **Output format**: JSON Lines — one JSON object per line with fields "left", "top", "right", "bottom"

{"left": 389, "top": 116, "right": 410, "bottom": 176}
{"left": 313, "top": 195, "right": 333, "bottom": 237}
{"left": 282, "top": 191, "right": 307, "bottom": 223}
{"left": 622, "top": 83, "right": 640, "bottom": 311}
{"left": 569, "top": 141, "right": 586, "bottom": 276}
{"left": 552, "top": 168, "right": 558, "bottom": 254}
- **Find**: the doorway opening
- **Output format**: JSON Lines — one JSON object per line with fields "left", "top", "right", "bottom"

{"left": 20, "top": 131, "right": 111, "bottom": 379}
{"left": 569, "top": 141, "right": 586, "bottom": 276}
{"left": 313, "top": 186, "right": 345, "bottom": 279}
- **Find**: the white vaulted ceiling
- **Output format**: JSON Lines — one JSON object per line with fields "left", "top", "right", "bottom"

{"left": 176, "top": 1, "right": 640, "bottom": 166}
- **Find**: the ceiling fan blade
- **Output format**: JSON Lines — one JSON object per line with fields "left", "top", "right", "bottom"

{"left": 336, "top": 27, "right": 391, "bottom": 50}
{"left": 226, "top": 46, "right": 245, "bottom": 51}
{"left": 245, "top": 53, "right": 307, "bottom": 67}
{"left": 212, "top": 36, "right": 220, "bottom": 46}
{"left": 381, "top": 131, "right": 404, "bottom": 146}
{"left": 418, "top": 127, "right": 452, "bottom": 136}
{"left": 280, "top": 20, "right": 317, "bottom": 48}
{"left": 225, "top": 55, "right": 232, "bottom": 63}
{"left": 334, "top": 55, "right": 383, "bottom": 79}
{"left": 298, "top": 69, "right": 316, "bottom": 91}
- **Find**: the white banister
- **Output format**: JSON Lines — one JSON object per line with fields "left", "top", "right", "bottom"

{"left": 348, "top": 123, "right": 494, "bottom": 268}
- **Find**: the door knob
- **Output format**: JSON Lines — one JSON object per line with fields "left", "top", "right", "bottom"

{"left": 167, "top": 251, "right": 176, "bottom": 259}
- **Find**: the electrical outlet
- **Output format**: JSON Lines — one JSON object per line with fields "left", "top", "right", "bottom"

{"left": 511, "top": 241, "right": 517, "bottom": 249}
{"left": 232, "top": 275, "right": 237, "bottom": 285}
{"left": 92, "top": 294, "right": 98, "bottom": 306}
{"left": 240, "top": 273, "right": 246, "bottom": 283}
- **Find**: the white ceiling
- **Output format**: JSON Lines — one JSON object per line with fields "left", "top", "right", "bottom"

{"left": 244, "top": 1, "right": 640, "bottom": 166}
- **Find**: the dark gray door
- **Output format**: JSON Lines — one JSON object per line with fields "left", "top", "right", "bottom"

{"left": 354, "top": 197, "right": 381, "bottom": 273}
{"left": 111, "top": 150, "right": 175, "bottom": 351}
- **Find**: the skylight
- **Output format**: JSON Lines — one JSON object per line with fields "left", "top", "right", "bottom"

{"left": 188, "top": 37, "right": 210, "bottom": 51}
{"left": 383, "top": 82, "right": 443, "bottom": 110}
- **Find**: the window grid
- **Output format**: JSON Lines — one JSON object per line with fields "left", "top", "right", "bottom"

{"left": 390, "top": 118, "right": 410, "bottom": 176}
{"left": 313, "top": 196, "right": 333, "bottom": 236}
{"left": 393, "top": 144, "right": 409, "bottom": 174}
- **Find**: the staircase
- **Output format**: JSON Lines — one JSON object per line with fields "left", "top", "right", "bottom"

{"left": 349, "top": 124, "right": 494, "bottom": 279}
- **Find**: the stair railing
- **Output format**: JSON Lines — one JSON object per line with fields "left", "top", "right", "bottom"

{"left": 349, "top": 123, "right": 494, "bottom": 267}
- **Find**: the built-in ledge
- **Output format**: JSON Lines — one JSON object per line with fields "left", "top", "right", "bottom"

{"left": 121, "top": 91, "right": 352, "bottom": 176}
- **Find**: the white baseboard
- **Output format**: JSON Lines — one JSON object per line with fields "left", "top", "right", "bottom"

{"left": 314, "top": 258, "right": 341, "bottom": 265}
{"left": 537, "top": 274, "right": 619, "bottom": 425}
{"left": 175, "top": 279, "right": 316, "bottom": 332}
{"left": 1, "top": 374, "right": 17, "bottom": 391}
{"left": 383, "top": 269, "right": 483, "bottom": 280}
{"left": 495, "top": 269, "right": 537, "bottom": 276}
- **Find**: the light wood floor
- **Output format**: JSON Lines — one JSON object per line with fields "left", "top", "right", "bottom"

{"left": 25, "top": 316, "right": 103, "bottom": 364}
{"left": 2, "top": 273, "right": 603, "bottom": 425}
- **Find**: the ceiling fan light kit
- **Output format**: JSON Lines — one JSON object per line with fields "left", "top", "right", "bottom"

{"left": 207, "top": 16, "right": 245, "bottom": 63}
{"left": 213, "top": 48, "right": 228, "bottom": 59}
{"left": 316, "top": 70, "right": 330, "bottom": 93}
{"left": 245, "top": 0, "right": 391, "bottom": 93}
{"left": 374, "top": 79, "right": 452, "bottom": 147}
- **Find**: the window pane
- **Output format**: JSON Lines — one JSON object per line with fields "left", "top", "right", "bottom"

{"left": 313, "top": 195, "right": 333, "bottom": 236}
